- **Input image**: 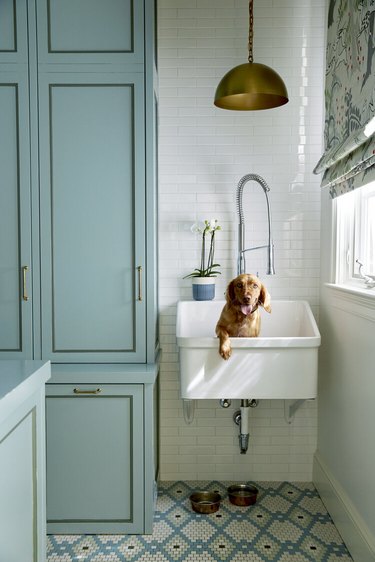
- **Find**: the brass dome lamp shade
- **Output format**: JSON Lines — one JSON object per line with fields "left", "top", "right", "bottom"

{"left": 214, "top": 0, "right": 289, "bottom": 110}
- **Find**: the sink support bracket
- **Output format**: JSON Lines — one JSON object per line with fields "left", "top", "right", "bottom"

{"left": 284, "top": 399, "right": 314, "bottom": 424}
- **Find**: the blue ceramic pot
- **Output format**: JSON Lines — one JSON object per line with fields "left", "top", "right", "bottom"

{"left": 192, "top": 278, "right": 215, "bottom": 301}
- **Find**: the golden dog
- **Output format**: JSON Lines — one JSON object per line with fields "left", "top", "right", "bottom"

{"left": 215, "top": 273, "right": 271, "bottom": 360}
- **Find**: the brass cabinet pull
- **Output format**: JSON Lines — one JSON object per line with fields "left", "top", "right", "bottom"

{"left": 22, "top": 265, "right": 29, "bottom": 301}
{"left": 137, "top": 265, "right": 143, "bottom": 301}
{"left": 73, "top": 387, "right": 102, "bottom": 395}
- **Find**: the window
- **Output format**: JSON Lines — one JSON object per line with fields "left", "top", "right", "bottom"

{"left": 335, "top": 181, "right": 375, "bottom": 290}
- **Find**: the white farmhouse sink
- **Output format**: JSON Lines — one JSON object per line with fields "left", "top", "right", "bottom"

{"left": 176, "top": 300, "right": 321, "bottom": 400}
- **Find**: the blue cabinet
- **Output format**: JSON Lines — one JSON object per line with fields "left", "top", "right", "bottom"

{"left": 35, "top": 0, "right": 151, "bottom": 361}
{"left": 0, "top": 0, "right": 158, "bottom": 363}
{"left": 0, "top": 1, "right": 33, "bottom": 358}
{"left": 0, "top": 0, "right": 28, "bottom": 64}
{"left": 0, "top": 0, "right": 158, "bottom": 535}
{"left": 38, "top": 0, "right": 159, "bottom": 534}
{"left": 46, "top": 384, "right": 144, "bottom": 534}
{"left": 35, "top": 0, "right": 158, "bottom": 363}
{"left": 36, "top": 0, "right": 144, "bottom": 66}
{"left": 45, "top": 363, "right": 159, "bottom": 534}
{"left": 0, "top": 75, "right": 33, "bottom": 357}
{"left": 38, "top": 74, "right": 147, "bottom": 362}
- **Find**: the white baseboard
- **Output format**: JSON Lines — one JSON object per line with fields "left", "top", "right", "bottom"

{"left": 313, "top": 452, "right": 375, "bottom": 562}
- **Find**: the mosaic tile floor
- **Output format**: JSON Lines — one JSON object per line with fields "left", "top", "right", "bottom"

{"left": 47, "top": 481, "right": 353, "bottom": 561}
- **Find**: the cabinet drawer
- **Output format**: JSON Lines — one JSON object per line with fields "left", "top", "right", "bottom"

{"left": 46, "top": 384, "right": 144, "bottom": 533}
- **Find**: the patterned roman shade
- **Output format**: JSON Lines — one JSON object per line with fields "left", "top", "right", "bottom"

{"left": 314, "top": 0, "right": 375, "bottom": 198}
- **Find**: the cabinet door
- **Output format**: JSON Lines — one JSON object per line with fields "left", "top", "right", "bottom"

{"left": 36, "top": 0, "right": 144, "bottom": 66}
{"left": 0, "top": 73, "right": 33, "bottom": 357}
{"left": 46, "top": 384, "right": 144, "bottom": 534}
{"left": 0, "top": 0, "right": 28, "bottom": 64}
{"left": 39, "top": 73, "right": 146, "bottom": 362}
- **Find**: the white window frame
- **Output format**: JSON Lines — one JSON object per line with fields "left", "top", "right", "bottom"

{"left": 353, "top": 184, "right": 375, "bottom": 277}
{"left": 335, "top": 180, "right": 375, "bottom": 291}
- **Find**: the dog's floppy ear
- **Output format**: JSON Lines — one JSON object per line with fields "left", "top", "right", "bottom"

{"left": 259, "top": 284, "right": 271, "bottom": 313}
{"left": 226, "top": 279, "right": 236, "bottom": 304}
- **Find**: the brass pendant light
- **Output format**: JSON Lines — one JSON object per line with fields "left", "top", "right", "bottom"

{"left": 214, "top": 0, "right": 289, "bottom": 111}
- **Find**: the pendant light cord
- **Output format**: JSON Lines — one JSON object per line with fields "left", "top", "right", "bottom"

{"left": 248, "top": 0, "right": 254, "bottom": 63}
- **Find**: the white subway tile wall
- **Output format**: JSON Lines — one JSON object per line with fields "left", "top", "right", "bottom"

{"left": 158, "top": 0, "right": 326, "bottom": 481}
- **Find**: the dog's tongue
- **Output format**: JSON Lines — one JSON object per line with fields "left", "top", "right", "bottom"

{"left": 241, "top": 304, "right": 253, "bottom": 316}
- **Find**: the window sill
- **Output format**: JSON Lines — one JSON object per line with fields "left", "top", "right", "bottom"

{"left": 324, "top": 283, "right": 375, "bottom": 321}
{"left": 326, "top": 282, "right": 375, "bottom": 299}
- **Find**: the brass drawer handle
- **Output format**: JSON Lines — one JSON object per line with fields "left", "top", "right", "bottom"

{"left": 22, "top": 265, "right": 29, "bottom": 301}
{"left": 137, "top": 265, "right": 143, "bottom": 301}
{"left": 73, "top": 387, "right": 102, "bottom": 395}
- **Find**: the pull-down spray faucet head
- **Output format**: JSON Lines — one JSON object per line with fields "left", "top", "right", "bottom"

{"left": 267, "top": 241, "right": 275, "bottom": 276}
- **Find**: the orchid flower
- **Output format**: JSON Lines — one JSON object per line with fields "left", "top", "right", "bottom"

{"left": 184, "top": 218, "right": 222, "bottom": 278}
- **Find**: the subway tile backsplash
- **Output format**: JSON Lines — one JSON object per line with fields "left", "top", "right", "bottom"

{"left": 158, "top": 0, "right": 326, "bottom": 481}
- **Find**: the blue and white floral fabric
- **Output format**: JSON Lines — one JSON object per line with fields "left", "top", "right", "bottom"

{"left": 314, "top": 0, "right": 375, "bottom": 198}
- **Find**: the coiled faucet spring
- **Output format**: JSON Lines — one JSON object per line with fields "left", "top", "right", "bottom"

{"left": 236, "top": 174, "right": 275, "bottom": 276}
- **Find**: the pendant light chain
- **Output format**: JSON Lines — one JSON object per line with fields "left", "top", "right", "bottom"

{"left": 248, "top": 0, "right": 254, "bottom": 63}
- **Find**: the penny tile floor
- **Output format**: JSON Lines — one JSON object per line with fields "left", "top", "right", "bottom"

{"left": 47, "top": 481, "right": 353, "bottom": 561}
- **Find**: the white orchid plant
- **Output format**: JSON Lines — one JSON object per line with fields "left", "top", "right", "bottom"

{"left": 184, "top": 219, "right": 222, "bottom": 278}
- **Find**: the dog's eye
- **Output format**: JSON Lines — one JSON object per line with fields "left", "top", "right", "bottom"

{"left": 253, "top": 283, "right": 258, "bottom": 289}
{"left": 236, "top": 283, "right": 243, "bottom": 288}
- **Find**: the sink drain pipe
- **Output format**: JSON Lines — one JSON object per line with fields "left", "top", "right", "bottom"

{"left": 239, "top": 399, "right": 250, "bottom": 454}
{"left": 182, "top": 399, "right": 195, "bottom": 424}
{"left": 233, "top": 399, "right": 259, "bottom": 454}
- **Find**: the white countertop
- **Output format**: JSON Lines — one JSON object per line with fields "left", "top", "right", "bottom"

{"left": 0, "top": 360, "right": 51, "bottom": 425}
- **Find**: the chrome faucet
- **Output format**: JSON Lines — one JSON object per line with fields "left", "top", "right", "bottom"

{"left": 236, "top": 174, "right": 275, "bottom": 276}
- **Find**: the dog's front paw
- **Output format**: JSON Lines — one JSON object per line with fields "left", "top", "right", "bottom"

{"left": 219, "top": 341, "right": 232, "bottom": 360}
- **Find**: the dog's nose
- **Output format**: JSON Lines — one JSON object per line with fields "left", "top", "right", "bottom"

{"left": 243, "top": 296, "right": 251, "bottom": 304}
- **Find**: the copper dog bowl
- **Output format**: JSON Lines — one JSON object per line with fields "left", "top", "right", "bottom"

{"left": 227, "top": 484, "right": 258, "bottom": 506}
{"left": 189, "top": 491, "right": 221, "bottom": 514}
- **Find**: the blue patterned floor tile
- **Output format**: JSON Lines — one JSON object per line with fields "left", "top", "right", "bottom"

{"left": 47, "top": 481, "right": 353, "bottom": 562}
